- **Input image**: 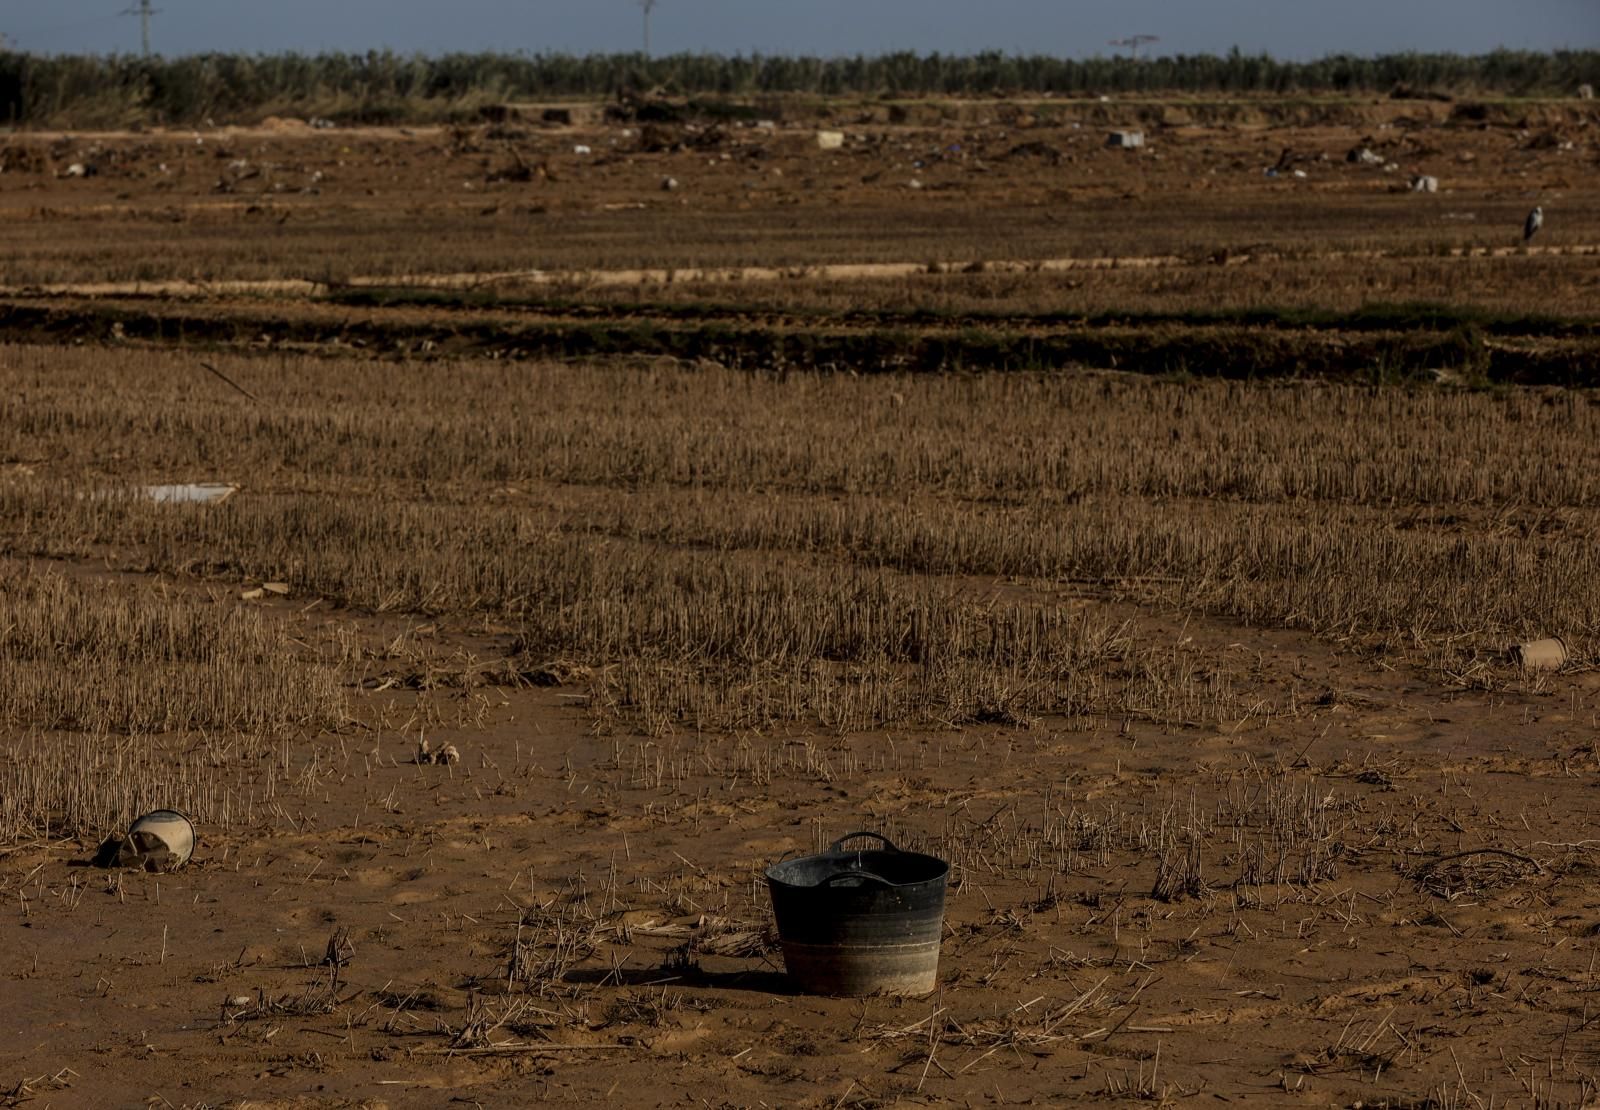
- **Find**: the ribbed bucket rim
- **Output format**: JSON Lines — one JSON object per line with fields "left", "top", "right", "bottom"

{"left": 765, "top": 832, "right": 949, "bottom": 890}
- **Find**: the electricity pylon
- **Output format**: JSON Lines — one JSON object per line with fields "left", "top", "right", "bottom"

{"left": 121, "top": 0, "right": 161, "bottom": 58}
{"left": 639, "top": 0, "right": 659, "bottom": 57}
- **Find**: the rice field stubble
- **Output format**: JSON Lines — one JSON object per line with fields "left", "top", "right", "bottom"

{"left": 1, "top": 101, "right": 1599, "bottom": 1107}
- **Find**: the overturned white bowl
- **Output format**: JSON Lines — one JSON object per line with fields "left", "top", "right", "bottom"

{"left": 120, "top": 809, "right": 196, "bottom": 871}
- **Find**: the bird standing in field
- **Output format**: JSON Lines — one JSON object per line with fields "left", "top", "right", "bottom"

{"left": 1523, "top": 205, "right": 1543, "bottom": 243}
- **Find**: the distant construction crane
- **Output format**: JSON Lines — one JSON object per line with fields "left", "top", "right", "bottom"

{"left": 638, "top": 0, "right": 659, "bottom": 57}
{"left": 1109, "top": 34, "right": 1160, "bottom": 60}
{"left": 121, "top": 0, "right": 160, "bottom": 58}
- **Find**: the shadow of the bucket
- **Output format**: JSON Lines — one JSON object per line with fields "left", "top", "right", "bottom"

{"left": 563, "top": 964, "right": 795, "bottom": 995}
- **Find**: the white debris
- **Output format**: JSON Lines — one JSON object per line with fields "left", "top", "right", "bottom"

{"left": 572, "top": 144, "right": 592, "bottom": 155}
{"left": 816, "top": 130, "right": 845, "bottom": 151}
{"left": 1106, "top": 130, "right": 1145, "bottom": 149}
{"left": 1409, "top": 174, "right": 1439, "bottom": 193}
{"left": 1348, "top": 146, "right": 1384, "bottom": 165}
{"left": 661, "top": 176, "right": 679, "bottom": 191}
{"left": 1580, "top": 84, "right": 1595, "bottom": 100}
{"left": 145, "top": 483, "right": 238, "bottom": 504}
{"left": 417, "top": 738, "right": 461, "bottom": 766}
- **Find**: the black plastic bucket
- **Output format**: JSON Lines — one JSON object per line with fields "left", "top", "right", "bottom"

{"left": 766, "top": 832, "right": 949, "bottom": 997}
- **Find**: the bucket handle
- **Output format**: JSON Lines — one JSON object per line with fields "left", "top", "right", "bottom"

{"left": 822, "top": 869, "right": 893, "bottom": 888}
{"left": 828, "top": 831, "right": 900, "bottom": 855}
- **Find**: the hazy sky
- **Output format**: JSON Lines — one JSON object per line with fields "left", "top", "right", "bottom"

{"left": 4, "top": 1, "right": 1596, "bottom": 59}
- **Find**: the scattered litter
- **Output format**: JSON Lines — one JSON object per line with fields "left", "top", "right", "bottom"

{"left": 240, "top": 582, "right": 288, "bottom": 601}
{"left": 1292, "top": 169, "right": 1308, "bottom": 179}
{"left": 1580, "top": 84, "right": 1595, "bottom": 100}
{"left": 815, "top": 130, "right": 845, "bottom": 151}
{"left": 309, "top": 117, "right": 336, "bottom": 129}
{"left": 572, "top": 144, "right": 591, "bottom": 155}
{"left": 660, "top": 176, "right": 679, "bottom": 191}
{"left": 145, "top": 483, "right": 238, "bottom": 505}
{"left": 60, "top": 162, "right": 94, "bottom": 178}
{"left": 1509, "top": 637, "right": 1566, "bottom": 670}
{"left": 1004, "top": 140, "right": 1063, "bottom": 165}
{"left": 1523, "top": 130, "right": 1567, "bottom": 151}
{"left": 907, "top": 178, "right": 923, "bottom": 190}
{"left": 1409, "top": 174, "right": 1439, "bottom": 193}
{"left": 92, "top": 809, "right": 195, "bottom": 872}
{"left": 1106, "top": 129, "right": 1144, "bottom": 149}
{"left": 1347, "top": 146, "right": 1384, "bottom": 165}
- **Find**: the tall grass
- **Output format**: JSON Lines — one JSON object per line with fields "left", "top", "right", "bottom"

{"left": 4, "top": 49, "right": 1596, "bottom": 127}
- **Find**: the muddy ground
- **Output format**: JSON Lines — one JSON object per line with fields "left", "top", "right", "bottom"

{"left": 3, "top": 95, "right": 1600, "bottom": 1109}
